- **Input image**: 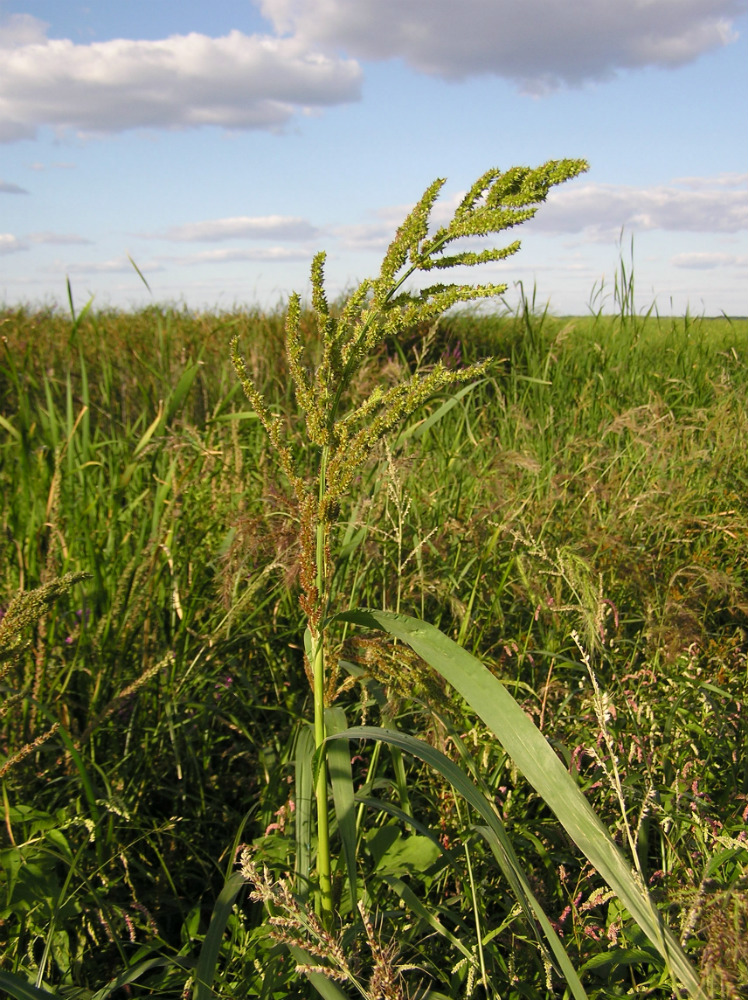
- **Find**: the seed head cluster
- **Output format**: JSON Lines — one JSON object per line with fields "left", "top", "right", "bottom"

{"left": 231, "top": 160, "right": 588, "bottom": 632}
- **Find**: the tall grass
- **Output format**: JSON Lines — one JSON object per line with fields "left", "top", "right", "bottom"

{"left": 0, "top": 168, "right": 746, "bottom": 998}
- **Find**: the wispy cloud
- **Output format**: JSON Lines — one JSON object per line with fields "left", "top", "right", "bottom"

{"left": 672, "top": 251, "right": 748, "bottom": 269}
{"left": 673, "top": 172, "right": 748, "bottom": 189}
{"left": 63, "top": 256, "right": 165, "bottom": 275}
{"left": 28, "top": 161, "right": 76, "bottom": 171}
{"left": 260, "top": 0, "right": 746, "bottom": 91}
{"left": 159, "top": 246, "right": 314, "bottom": 265}
{"left": 28, "top": 232, "right": 93, "bottom": 246}
{"left": 162, "top": 215, "right": 320, "bottom": 242}
{"left": 0, "top": 14, "right": 361, "bottom": 142}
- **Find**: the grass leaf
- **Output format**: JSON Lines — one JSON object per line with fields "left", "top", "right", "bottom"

{"left": 331, "top": 608, "right": 706, "bottom": 1000}
{"left": 327, "top": 724, "right": 589, "bottom": 999}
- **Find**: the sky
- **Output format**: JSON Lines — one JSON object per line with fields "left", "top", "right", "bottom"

{"left": 1, "top": 0, "right": 747, "bottom": 317}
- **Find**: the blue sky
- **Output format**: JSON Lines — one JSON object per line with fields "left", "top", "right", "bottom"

{"left": 1, "top": 0, "right": 747, "bottom": 316}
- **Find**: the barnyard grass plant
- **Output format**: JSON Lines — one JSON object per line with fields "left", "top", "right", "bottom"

{"left": 230, "top": 160, "right": 586, "bottom": 923}
{"left": 229, "top": 161, "right": 708, "bottom": 999}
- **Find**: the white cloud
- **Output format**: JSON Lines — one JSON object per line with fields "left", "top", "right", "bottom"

{"left": 0, "top": 233, "right": 27, "bottom": 254}
{"left": 162, "top": 215, "right": 319, "bottom": 242}
{"left": 673, "top": 173, "right": 748, "bottom": 189}
{"left": 0, "top": 15, "right": 361, "bottom": 142}
{"left": 332, "top": 221, "right": 394, "bottom": 252}
{"left": 0, "top": 178, "right": 28, "bottom": 193}
{"left": 259, "top": 0, "right": 746, "bottom": 91}
{"left": 63, "top": 256, "right": 165, "bottom": 275}
{"left": 531, "top": 177, "right": 748, "bottom": 239}
{"left": 161, "top": 246, "right": 314, "bottom": 264}
{"left": 0, "top": 13, "right": 48, "bottom": 48}
{"left": 673, "top": 251, "right": 748, "bottom": 268}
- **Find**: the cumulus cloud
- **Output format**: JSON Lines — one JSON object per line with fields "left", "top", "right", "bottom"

{"left": 0, "top": 178, "right": 28, "bottom": 193}
{"left": 0, "top": 14, "right": 361, "bottom": 141}
{"left": 0, "top": 13, "right": 47, "bottom": 48}
{"left": 531, "top": 176, "right": 748, "bottom": 239}
{"left": 163, "top": 215, "right": 319, "bottom": 242}
{"left": 259, "top": 0, "right": 746, "bottom": 90}
{"left": 332, "top": 221, "right": 394, "bottom": 252}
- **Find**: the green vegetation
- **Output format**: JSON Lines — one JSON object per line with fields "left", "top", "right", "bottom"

{"left": 1, "top": 164, "right": 747, "bottom": 999}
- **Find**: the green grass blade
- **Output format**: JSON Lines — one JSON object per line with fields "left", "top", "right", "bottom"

{"left": 131, "top": 400, "right": 165, "bottom": 460}
{"left": 327, "top": 724, "right": 589, "bottom": 1000}
{"left": 383, "top": 874, "right": 476, "bottom": 965}
{"left": 128, "top": 254, "right": 152, "bottom": 294}
{"left": 192, "top": 871, "right": 246, "bottom": 1000}
{"left": 0, "top": 972, "right": 62, "bottom": 1000}
{"left": 325, "top": 706, "right": 358, "bottom": 910}
{"left": 90, "top": 957, "right": 182, "bottom": 1000}
{"left": 0, "top": 413, "right": 21, "bottom": 440}
{"left": 295, "top": 724, "right": 315, "bottom": 899}
{"left": 332, "top": 608, "right": 706, "bottom": 1000}
{"left": 166, "top": 360, "right": 202, "bottom": 424}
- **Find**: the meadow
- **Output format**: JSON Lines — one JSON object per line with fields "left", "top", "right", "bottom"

{"left": 1, "top": 165, "right": 747, "bottom": 999}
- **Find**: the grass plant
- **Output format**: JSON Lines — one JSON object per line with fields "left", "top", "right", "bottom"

{"left": 0, "top": 162, "right": 746, "bottom": 998}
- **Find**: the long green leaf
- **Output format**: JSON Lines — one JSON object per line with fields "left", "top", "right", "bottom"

{"left": 0, "top": 972, "right": 62, "bottom": 1000}
{"left": 166, "top": 361, "right": 201, "bottom": 424}
{"left": 91, "top": 957, "right": 183, "bottom": 1000}
{"left": 331, "top": 608, "right": 705, "bottom": 1000}
{"left": 325, "top": 706, "right": 358, "bottom": 909}
{"left": 327, "top": 725, "right": 588, "bottom": 1000}
{"left": 193, "top": 871, "right": 245, "bottom": 1000}
{"left": 383, "top": 874, "right": 476, "bottom": 965}
{"left": 295, "top": 724, "right": 315, "bottom": 899}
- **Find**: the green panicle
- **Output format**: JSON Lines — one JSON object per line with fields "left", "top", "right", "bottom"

{"left": 324, "top": 358, "right": 490, "bottom": 505}
{"left": 229, "top": 337, "right": 272, "bottom": 431}
{"left": 285, "top": 293, "right": 318, "bottom": 431}
{"left": 229, "top": 157, "right": 589, "bottom": 620}
{"left": 454, "top": 166, "right": 503, "bottom": 220}
{"left": 374, "top": 177, "right": 446, "bottom": 298}
{"left": 0, "top": 571, "right": 91, "bottom": 665}
{"left": 419, "top": 240, "right": 522, "bottom": 271}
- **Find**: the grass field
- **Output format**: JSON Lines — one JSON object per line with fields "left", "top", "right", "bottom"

{"left": 1, "top": 290, "right": 747, "bottom": 998}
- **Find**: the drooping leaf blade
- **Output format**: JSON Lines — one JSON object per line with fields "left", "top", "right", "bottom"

{"left": 327, "top": 725, "right": 588, "bottom": 999}
{"left": 330, "top": 608, "right": 705, "bottom": 1000}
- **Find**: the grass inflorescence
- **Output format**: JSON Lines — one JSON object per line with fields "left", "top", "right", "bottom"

{"left": 1, "top": 163, "right": 747, "bottom": 999}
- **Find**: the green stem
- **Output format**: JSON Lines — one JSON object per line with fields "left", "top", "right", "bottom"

{"left": 311, "top": 632, "right": 332, "bottom": 921}
{"left": 313, "top": 446, "right": 333, "bottom": 921}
